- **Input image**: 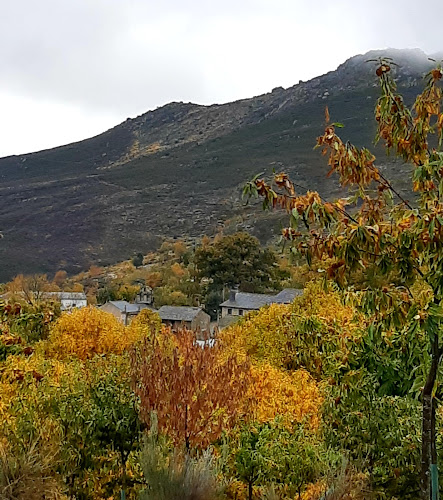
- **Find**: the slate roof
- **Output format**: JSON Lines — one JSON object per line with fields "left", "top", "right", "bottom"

{"left": 108, "top": 300, "right": 144, "bottom": 313}
{"left": 220, "top": 288, "right": 302, "bottom": 310}
{"left": 44, "top": 292, "right": 87, "bottom": 300}
{"left": 220, "top": 292, "right": 275, "bottom": 310}
{"left": 274, "top": 289, "right": 303, "bottom": 303}
{"left": 158, "top": 306, "right": 205, "bottom": 322}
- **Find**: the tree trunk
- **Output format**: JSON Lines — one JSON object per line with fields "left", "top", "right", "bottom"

{"left": 432, "top": 402, "right": 437, "bottom": 465}
{"left": 248, "top": 480, "right": 253, "bottom": 500}
{"left": 185, "top": 404, "right": 190, "bottom": 451}
{"left": 421, "top": 340, "right": 440, "bottom": 500}
{"left": 422, "top": 392, "right": 432, "bottom": 500}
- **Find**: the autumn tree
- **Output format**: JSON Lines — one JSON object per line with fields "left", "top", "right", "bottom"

{"left": 146, "top": 271, "right": 163, "bottom": 289}
{"left": 53, "top": 355, "right": 141, "bottom": 499}
{"left": 0, "top": 348, "right": 143, "bottom": 499}
{"left": 71, "top": 282, "right": 84, "bottom": 292}
{"left": 127, "top": 308, "right": 162, "bottom": 340}
{"left": 153, "top": 288, "right": 191, "bottom": 307}
{"left": 194, "top": 232, "right": 284, "bottom": 318}
{"left": 219, "top": 281, "right": 358, "bottom": 375}
{"left": 247, "top": 364, "right": 321, "bottom": 430}
{"left": 245, "top": 59, "right": 443, "bottom": 499}
{"left": 53, "top": 270, "right": 67, "bottom": 288}
{"left": 46, "top": 306, "right": 143, "bottom": 360}
{"left": 172, "top": 240, "right": 188, "bottom": 261}
{"left": 6, "top": 274, "right": 53, "bottom": 304}
{"left": 195, "top": 232, "right": 281, "bottom": 293}
{"left": 130, "top": 328, "right": 250, "bottom": 450}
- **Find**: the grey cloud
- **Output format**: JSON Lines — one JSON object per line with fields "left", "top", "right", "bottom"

{"left": 1, "top": 1, "right": 209, "bottom": 114}
{"left": 1, "top": 0, "right": 442, "bottom": 121}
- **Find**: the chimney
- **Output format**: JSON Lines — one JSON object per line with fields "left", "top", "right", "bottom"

{"left": 229, "top": 286, "right": 239, "bottom": 302}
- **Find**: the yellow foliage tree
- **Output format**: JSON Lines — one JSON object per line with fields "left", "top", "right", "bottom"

{"left": 0, "top": 350, "right": 143, "bottom": 499}
{"left": 71, "top": 283, "right": 84, "bottom": 292}
{"left": 173, "top": 240, "right": 187, "bottom": 259}
{"left": 247, "top": 364, "right": 322, "bottom": 430}
{"left": 126, "top": 309, "right": 162, "bottom": 341}
{"left": 220, "top": 282, "right": 359, "bottom": 378}
{"left": 45, "top": 307, "right": 143, "bottom": 360}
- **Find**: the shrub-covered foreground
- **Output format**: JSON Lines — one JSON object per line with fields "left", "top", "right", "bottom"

{"left": 0, "top": 282, "right": 438, "bottom": 499}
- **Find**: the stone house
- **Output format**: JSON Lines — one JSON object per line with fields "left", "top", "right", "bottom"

{"left": 43, "top": 292, "right": 88, "bottom": 311}
{"left": 157, "top": 306, "right": 210, "bottom": 339}
{"left": 100, "top": 300, "right": 149, "bottom": 326}
{"left": 134, "top": 285, "right": 154, "bottom": 306}
{"left": 220, "top": 288, "right": 303, "bottom": 320}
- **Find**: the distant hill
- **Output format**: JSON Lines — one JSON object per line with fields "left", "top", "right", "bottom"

{"left": 0, "top": 48, "right": 438, "bottom": 281}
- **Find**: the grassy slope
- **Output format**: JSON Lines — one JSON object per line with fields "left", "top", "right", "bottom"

{"left": 0, "top": 54, "right": 427, "bottom": 281}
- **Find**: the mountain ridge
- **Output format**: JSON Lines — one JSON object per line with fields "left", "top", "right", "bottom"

{"left": 0, "top": 48, "right": 439, "bottom": 281}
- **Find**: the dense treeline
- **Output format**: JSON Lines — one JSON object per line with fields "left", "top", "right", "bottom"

{"left": 0, "top": 282, "right": 434, "bottom": 499}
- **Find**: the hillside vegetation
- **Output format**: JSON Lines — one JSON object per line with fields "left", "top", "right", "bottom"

{"left": 3, "top": 58, "right": 443, "bottom": 498}
{"left": 0, "top": 48, "right": 438, "bottom": 280}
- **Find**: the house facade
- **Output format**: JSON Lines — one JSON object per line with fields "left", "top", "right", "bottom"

{"left": 220, "top": 288, "right": 303, "bottom": 319}
{"left": 1, "top": 291, "right": 88, "bottom": 310}
{"left": 135, "top": 285, "right": 154, "bottom": 306}
{"left": 157, "top": 306, "right": 210, "bottom": 339}
{"left": 43, "top": 292, "right": 88, "bottom": 310}
{"left": 100, "top": 300, "right": 149, "bottom": 325}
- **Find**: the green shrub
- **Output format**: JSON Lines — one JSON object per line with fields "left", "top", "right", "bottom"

{"left": 139, "top": 417, "right": 222, "bottom": 500}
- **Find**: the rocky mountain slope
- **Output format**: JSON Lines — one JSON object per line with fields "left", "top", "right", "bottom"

{"left": 0, "top": 48, "right": 439, "bottom": 280}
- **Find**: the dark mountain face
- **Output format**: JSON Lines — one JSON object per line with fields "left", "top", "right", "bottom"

{"left": 0, "top": 48, "right": 437, "bottom": 281}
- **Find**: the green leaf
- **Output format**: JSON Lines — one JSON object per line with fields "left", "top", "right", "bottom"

{"left": 429, "top": 219, "right": 435, "bottom": 239}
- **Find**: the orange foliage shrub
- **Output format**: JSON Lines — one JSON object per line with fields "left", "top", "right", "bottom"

{"left": 53, "top": 270, "right": 67, "bottom": 287}
{"left": 170, "top": 262, "right": 185, "bottom": 278}
{"left": 45, "top": 307, "right": 143, "bottom": 360}
{"left": 131, "top": 328, "right": 250, "bottom": 449}
{"left": 146, "top": 271, "right": 162, "bottom": 288}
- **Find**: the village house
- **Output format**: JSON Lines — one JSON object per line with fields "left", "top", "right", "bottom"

{"left": 43, "top": 292, "right": 88, "bottom": 311}
{"left": 0, "top": 291, "right": 88, "bottom": 310}
{"left": 220, "top": 288, "right": 302, "bottom": 323}
{"left": 134, "top": 284, "right": 154, "bottom": 306}
{"left": 100, "top": 300, "right": 149, "bottom": 326}
{"left": 157, "top": 305, "right": 211, "bottom": 339}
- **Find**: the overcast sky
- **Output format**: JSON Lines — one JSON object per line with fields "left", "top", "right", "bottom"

{"left": 0, "top": 0, "right": 442, "bottom": 157}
